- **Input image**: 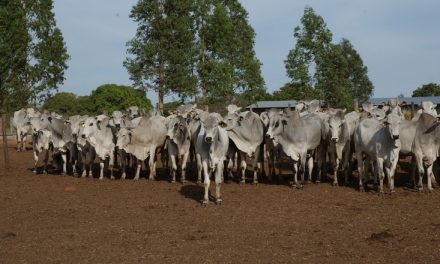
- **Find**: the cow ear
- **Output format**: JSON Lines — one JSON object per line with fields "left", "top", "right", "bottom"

{"left": 64, "top": 120, "right": 70, "bottom": 125}
{"left": 128, "top": 109, "right": 132, "bottom": 114}
{"left": 48, "top": 116, "right": 52, "bottom": 122}
{"left": 218, "top": 121, "right": 227, "bottom": 128}
{"left": 97, "top": 120, "right": 101, "bottom": 130}
{"left": 282, "top": 119, "right": 287, "bottom": 126}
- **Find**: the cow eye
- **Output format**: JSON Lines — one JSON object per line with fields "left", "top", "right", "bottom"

{"left": 274, "top": 121, "right": 279, "bottom": 128}
{"left": 89, "top": 123, "right": 93, "bottom": 126}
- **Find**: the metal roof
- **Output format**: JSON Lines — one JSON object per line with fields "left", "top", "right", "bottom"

{"left": 246, "top": 100, "right": 298, "bottom": 109}
{"left": 369, "top": 96, "right": 440, "bottom": 106}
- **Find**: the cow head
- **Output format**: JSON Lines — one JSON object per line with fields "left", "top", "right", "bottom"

{"left": 266, "top": 112, "right": 288, "bottom": 142}
{"left": 81, "top": 116, "right": 103, "bottom": 139}
{"left": 116, "top": 127, "right": 133, "bottom": 150}
{"left": 383, "top": 113, "right": 402, "bottom": 142}
{"left": 201, "top": 113, "right": 226, "bottom": 144}
{"left": 328, "top": 109, "right": 346, "bottom": 143}
{"left": 67, "top": 115, "right": 86, "bottom": 141}
{"left": 127, "top": 106, "right": 140, "bottom": 119}
{"left": 166, "top": 116, "right": 189, "bottom": 143}
{"left": 110, "top": 110, "right": 126, "bottom": 130}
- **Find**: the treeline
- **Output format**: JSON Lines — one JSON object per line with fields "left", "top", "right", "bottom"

{"left": 42, "top": 84, "right": 152, "bottom": 116}
{"left": 124, "top": 3, "right": 375, "bottom": 111}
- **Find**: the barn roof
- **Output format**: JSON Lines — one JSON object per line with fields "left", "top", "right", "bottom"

{"left": 246, "top": 100, "right": 298, "bottom": 109}
{"left": 369, "top": 96, "right": 440, "bottom": 106}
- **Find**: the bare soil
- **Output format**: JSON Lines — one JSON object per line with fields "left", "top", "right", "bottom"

{"left": 1, "top": 143, "right": 440, "bottom": 263}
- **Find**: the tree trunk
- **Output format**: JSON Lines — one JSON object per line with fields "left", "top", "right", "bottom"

{"left": 1, "top": 111, "right": 11, "bottom": 169}
{"left": 158, "top": 59, "right": 165, "bottom": 115}
{"left": 200, "top": 34, "right": 206, "bottom": 98}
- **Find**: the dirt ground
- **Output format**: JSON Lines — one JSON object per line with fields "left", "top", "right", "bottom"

{"left": 1, "top": 143, "right": 440, "bottom": 263}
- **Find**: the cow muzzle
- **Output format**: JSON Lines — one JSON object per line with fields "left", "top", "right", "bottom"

{"left": 205, "top": 137, "right": 213, "bottom": 144}
{"left": 331, "top": 137, "right": 339, "bottom": 143}
{"left": 81, "top": 134, "right": 86, "bottom": 139}
{"left": 392, "top": 135, "right": 399, "bottom": 140}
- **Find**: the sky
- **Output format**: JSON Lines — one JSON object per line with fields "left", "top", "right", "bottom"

{"left": 53, "top": 0, "right": 440, "bottom": 104}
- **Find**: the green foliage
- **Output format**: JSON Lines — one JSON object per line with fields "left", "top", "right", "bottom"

{"left": 125, "top": 0, "right": 197, "bottom": 111}
{"left": 336, "top": 39, "right": 373, "bottom": 103}
{"left": 197, "top": 1, "right": 265, "bottom": 104}
{"left": 412, "top": 83, "right": 440, "bottom": 97}
{"left": 89, "top": 84, "right": 152, "bottom": 114}
{"left": 283, "top": 6, "right": 373, "bottom": 109}
{"left": 43, "top": 92, "right": 79, "bottom": 116}
{"left": 0, "top": 0, "right": 69, "bottom": 111}
{"left": 42, "top": 84, "right": 152, "bottom": 116}
{"left": 272, "top": 83, "right": 320, "bottom": 101}
{"left": 125, "top": 0, "right": 265, "bottom": 110}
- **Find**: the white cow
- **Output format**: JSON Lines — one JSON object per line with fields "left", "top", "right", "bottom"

{"left": 116, "top": 116, "right": 167, "bottom": 180}
{"left": 166, "top": 115, "right": 191, "bottom": 183}
{"left": 354, "top": 112, "right": 402, "bottom": 193}
{"left": 196, "top": 113, "right": 229, "bottom": 205}
{"left": 81, "top": 116, "right": 115, "bottom": 180}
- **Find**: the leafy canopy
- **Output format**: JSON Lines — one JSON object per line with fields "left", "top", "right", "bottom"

{"left": 0, "top": 0, "right": 69, "bottom": 111}
{"left": 412, "top": 83, "right": 440, "bottom": 97}
{"left": 89, "top": 84, "right": 152, "bottom": 114}
{"left": 283, "top": 6, "right": 373, "bottom": 109}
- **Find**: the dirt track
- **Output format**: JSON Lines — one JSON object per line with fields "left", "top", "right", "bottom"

{"left": 1, "top": 144, "right": 440, "bottom": 263}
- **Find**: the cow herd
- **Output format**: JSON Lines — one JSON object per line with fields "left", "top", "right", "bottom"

{"left": 10, "top": 100, "right": 440, "bottom": 205}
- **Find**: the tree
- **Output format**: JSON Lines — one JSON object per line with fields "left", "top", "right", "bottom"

{"left": 284, "top": 6, "right": 332, "bottom": 100}
{"left": 197, "top": 1, "right": 265, "bottom": 105}
{"left": 284, "top": 6, "right": 373, "bottom": 108}
{"left": 1, "top": 0, "right": 68, "bottom": 168}
{"left": 412, "top": 83, "right": 440, "bottom": 97}
{"left": 89, "top": 84, "right": 152, "bottom": 114}
{"left": 336, "top": 38, "right": 373, "bottom": 103}
{"left": 0, "top": 0, "right": 69, "bottom": 111}
{"left": 43, "top": 92, "right": 79, "bottom": 116}
{"left": 125, "top": 0, "right": 197, "bottom": 113}
{"left": 125, "top": 0, "right": 266, "bottom": 110}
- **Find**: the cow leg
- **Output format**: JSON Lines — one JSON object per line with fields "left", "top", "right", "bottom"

{"left": 356, "top": 152, "right": 365, "bottom": 192}
{"left": 307, "top": 156, "right": 314, "bottom": 183}
{"left": 343, "top": 145, "right": 351, "bottom": 185}
{"left": 61, "top": 153, "right": 67, "bottom": 176}
{"left": 170, "top": 154, "right": 177, "bottom": 183}
{"left": 215, "top": 163, "right": 223, "bottom": 204}
{"left": 227, "top": 157, "right": 234, "bottom": 182}
{"left": 119, "top": 151, "right": 127, "bottom": 180}
{"left": 134, "top": 159, "right": 141, "bottom": 180}
{"left": 426, "top": 164, "right": 434, "bottom": 191}
{"left": 148, "top": 147, "right": 157, "bottom": 180}
{"left": 252, "top": 148, "right": 261, "bottom": 184}
{"left": 16, "top": 131, "right": 20, "bottom": 151}
{"left": 291, "top": 160, "right": 298, "bottom": 187}
{"left": 22, "top": 134, "right": 26, "bottom": 151}
{"left": 239, "top": 153, "right": 246, "bottom": 184}
{"left": 43, "top": 149, "right": 49, "bottom": 174}
{"left": 333, "top": 158, "right": 340, "bottom": 186}
{"left": 33, "top": 150, "right": 39, "bottom": 174}
{"left": 414, "top": 155, "right": 425, "bottom": 191}
{"left": 376, "top": 158, "right": 385, "bottom": 193}
{"left": 202, "top": 161, "right": 210, "bottom": 206}
{"left": 109, "top": 152, "right": 115, "bottom": 180}
{"left": 298, "top": 155, "right": 306, "bottom": 189}
{"left": 181, "top": 152, "right": 189, "bottom": 184}
{"left": 99, "top": 161, "right": 105, "bottom": 180}
{"left": 80, "top": 152, "right": 87, "bottom": 178}
{"left": 196, "top": 153, "right": 202, "bottom": 184}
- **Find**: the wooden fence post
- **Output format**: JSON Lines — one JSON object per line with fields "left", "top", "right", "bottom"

{"left": 1, "top": 112, "right": 11, "bottom": 169}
